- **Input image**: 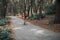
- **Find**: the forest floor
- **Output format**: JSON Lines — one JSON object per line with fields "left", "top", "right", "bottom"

{"left": 25, "top": 16, "right": 60, "bottom": 33}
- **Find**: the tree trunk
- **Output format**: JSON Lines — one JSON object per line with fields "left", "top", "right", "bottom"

{"left": 33, "top": 5, "right": 37, "bottom": 14}
{"left": 30, "top": 0, "right": 33, "bottom": 17}
{"left": 2, "top": 0, "right": 7, "bottom": 18}
{"left": 31, "top": 7, "right": 33, "bottom": 16}
{"left": 27, "top": 6, "right": 30, "bottom": 17}
{"left": 55, "top": 0, "right": 60, "bottom": 24}
{"left": 38, "top": 0, "right": 43, "bottom": 18}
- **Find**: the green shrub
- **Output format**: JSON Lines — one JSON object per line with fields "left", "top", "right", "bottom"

{"left": 28, "top": 15, "right": 34, "bottom": 20}
{"left": 41, "top": 13, "right": 46, "bottom": 18}
{"left": 45, "top": 4, "right": 56, "bottom": 15}
{"left": 0, "top": 18, "right": 8, "bottom": 26}
{"left": 29, "top": 13, "right": 46, "bottom": 20}
{"left": 49, "top": 15, "right": 55, "bottom": 24}
{"left": 29, "top": 14, "right": 39, "bottom": 20}
{"left": 0, "top": 28, "right": 12, "bottom": 40}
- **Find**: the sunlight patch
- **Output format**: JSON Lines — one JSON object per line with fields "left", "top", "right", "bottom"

{"left": 35, "top": 30, "right": 45, "bottom": 35}
{"left": 30, "top": 29, "right": 47, "bottom": 36}
{"left": 30, "top": 29, "right": 38, "bottom": 31}
{"left": 13, "top": 27, "right": 23, "bottom": 30}
{"left": 35, "top": 30, "right": 47, "bottom": 36}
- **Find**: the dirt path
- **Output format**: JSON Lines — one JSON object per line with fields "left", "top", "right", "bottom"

{"left": 9, "top": 16, "right": 60, "bottom": 40}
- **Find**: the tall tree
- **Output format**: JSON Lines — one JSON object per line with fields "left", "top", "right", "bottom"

{"left": 38, "top": 0, "right": 43, "bottom": 18}
{"left": 30, "top": 0, "right": 33, "bottom": 16}
{"left": 23, "top": 0, "right": 26, "bottom": 15}
{"left": 1, "top": 0, "right": 8, "bottom": 18}
{"left": 55, "top": 0, "right": 60, "bottom": 24}
{"left": 30, "top": 0, "right": 35, "bottom": 16}
{"left": 33, "top": 0, "right": 38, "bottom": 14}
{"left": 27, "top": 0, "right": 30, "bottom": 17}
